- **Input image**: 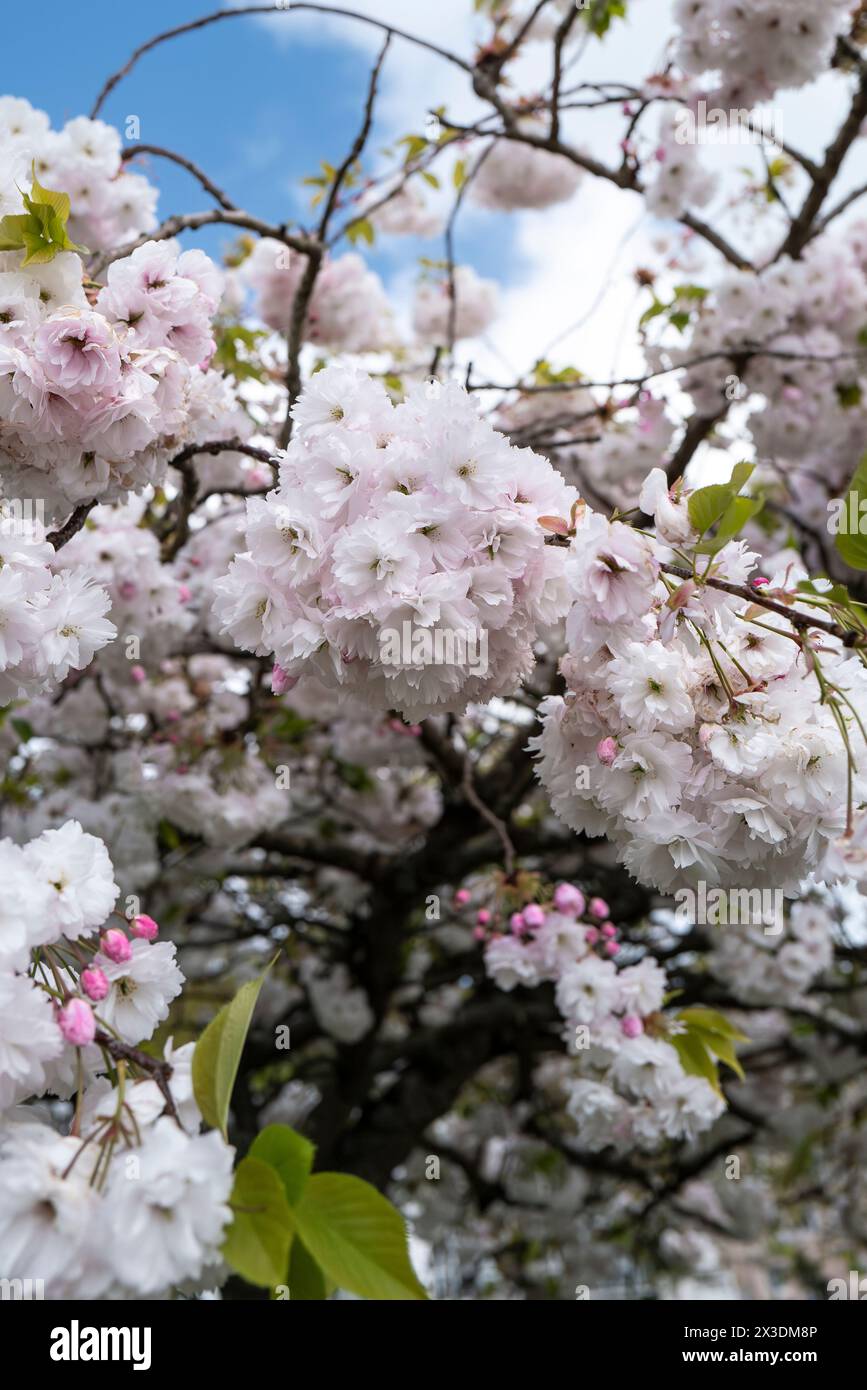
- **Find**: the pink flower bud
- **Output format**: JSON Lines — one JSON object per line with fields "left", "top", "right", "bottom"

{"left": 455, "top": 889, "right": 471, "bottom": 906}
{"left": 58, "top": 998, "right": 96, "bottom": 1047}
{"left": 750, "top": 576, "right": 770, "bottom": 589}
{"left": 605, "top": 941, "right": 620, "bottom": 957}
{"left": 473, "top": 926, "right": 487, "bottom": 942}
{"left": 101, "top": 928, "right": 132, "bottom": 964}
{"left": 131, "top": 913, "right": 159, "bottom": 941}
{"left": 601, "top": 922, "right": 617, "bottom": 939}
{"left": 178, "top": 583, "right": 192, "bottom": 603}
{"left": 81, "top": 966, "right": 109, "bottom": 1001}
{"left": 554, "top": 883, "right": 586, "bottom": 917}
{"left": 118, "top": 580, "right": 137, "bottom": 600}
{"left": 130, "top": 665, "right": 147, "bottom": 684}
{"left": 476, "top": 909, "right": 491, "bottom": 926}
{"left": 596, "top": 738, "right": 617, "bottom": 766}
{"left": 585, "top": 926, "right": 600, "bottom": 945}
{"left": 522, "top": 904, "right": 546, "bottom": 929}
{"left": 510, "top": 912, "right": 526, "bottom": 935}
{"left": 589, "top": 897, "right": 610, "bottom": 920}
{"left": 271, "top": 662, "right": 298, "bottom": 695}
{"left": 621, "top": 1014, "right": 644, "bottom": 1039}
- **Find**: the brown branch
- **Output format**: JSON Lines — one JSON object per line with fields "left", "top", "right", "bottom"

{"left": 121, "top": 143, "right": 237, "bottom": 210}
{"left": 659, "top": 562, "right": 865, "bottom": 648}
{"left": 278, "top": 34, "right": 389, "bottom": 448}
{"left": 48, "top": 501, "right": 97, "bottom": 550}
{"left": 91, "top": 3, "right": 471, "bottom": 120}
{"left": 160, "top": 439, "right": 277, "bottom": 560}
{"left": 777, "top": 54, "right": 867, "bottom": 260}
{"left": 88, "top": 208, "right": 317, "bottom": 279}
{"left": 94, "top": 1029, "right": 178, "bottom": 1122}
{"left": 462, "top": 755, "right": 516, "bottom": 878}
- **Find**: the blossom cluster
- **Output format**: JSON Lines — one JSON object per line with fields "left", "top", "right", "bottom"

{"left": 669, "top": 231, "right": 867, "bottom": 499}
{"left": 0, "top": 237, "right": 225, "bottom": 512}
{"left": 0, "top": 97, "right": 157, "bottom": 251}
{"left": 0, "top": 819, "right": 233, "bottom": 1299}
{"left": 673, "top": 0, "right": 854, "bottom": 104}
{"left": 412, "top": 264, "right": 500, "bottom": 345}
{"left": 710, "top": 899, "right": 834, "bottom": 1005}
{"left": 215, "top": 365, "right": 577, "bottom": 720}
{"left": 241, "top": 239, "right": 395, "bottom": 352}
{"left": 364, "top": 179, "right": 443, "bottom": 238}
{"left": 533, "top": 474, "right": 867, "bottom": 897}
{"left": 469, "top": 127, "right": 584, "bottom": 212}
{"left": 644, "top": 113, "right": 718, "bottom": 220}
{"left": 0, "top": 519, "right": 115, "bottom": 705}
{"left": 467, "top": 883, "right": 725, "bottom": 1149}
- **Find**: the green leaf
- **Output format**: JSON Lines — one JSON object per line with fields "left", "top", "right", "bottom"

{"left": 288, "top": 1236, "right": 329, "bottom": 1300}
{"left": 250, "top": 1124, "right": 314, "bottom": 1206}
{"left": 582, "top": 0, "right": 628, "bottom": 37}
{"left": 713, "top": 494, "right": 763, "bottom": 545}
{"left": 452, "top": 159, "right": 466, "bottom": 189}
{"left": 420, "top": 171, "right": 440, "bottom": 189}
{"left": 398, "top": 134, "right": 428, "bottom": 164}
{"left": 677, "top": 1007, "right": 749, "bottom": 1042}
{"left": 222, "top": 1156, "right": 294, "bottom": 1288}
{"left": 729, "top": 461, "right": 755, "bottom": 490}
{"left": 346, "top": 217, "right": 374, "bottom": 246}
{"left": 213, "top": 323, "right": 267, "bottom": 383}
{"left": 294, "top": 1173, "right": 428, "bottom": 1300}
{"left": 668, "top": 310, "right": 691, "bottom": 333}
{"left": 836, "top": 531, "right": 867, "bottom": 571}
{"left": 192, "top": 962, "right": 274, "bottom": 1138}
{"left": 837, "top": 382, "right": 863, "bottom": 409}
{"left": 10, "top": 717, "right": 34, "bottom": 743}
{"left": 639, "top": 298, "right": 666, "bottom": 328}
{"left": 671, "top": 1008, "right": 749, "bottom": 1095}
{"left": 687, "top": 462, "right": 755, "bottom": 537}
{"left": 156, "top": 818, "right": 182, "bottom": 851}
{"left": 701, "top": 1032, "right": 745, "bottom": 1081}
{"left": 688, "top": 483, "right": 739, "bottom": 536}
{"left": 835, "top": 453, "right": 867, "bottom": 571}
{"left": 0, "top": 166, "right": 86, "bottom": 266}
{"left": 670, "top": 1031, "right": 722, "bottom": 1097}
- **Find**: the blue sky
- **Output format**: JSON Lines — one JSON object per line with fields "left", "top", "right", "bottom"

{"left": 7, "top": 1, "right": 860, "bottom": 393}
{"left": 6, "top": 1, "right": 522, "bottom": 288}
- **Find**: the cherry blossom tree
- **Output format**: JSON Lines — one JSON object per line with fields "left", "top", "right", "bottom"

{"left": 3, "top": 0, "right": 867, "bottom": 1302}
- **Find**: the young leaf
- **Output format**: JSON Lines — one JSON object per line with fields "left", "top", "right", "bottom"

{"left": 713, "top": 494, "right": 763, "bottom": 545}
{"left": 835, "top": 453, "right": 867, "bottom": 571}
{"left": 688, "top": 483, "right": 739, "bottom": 536}
{"left": 222, "top": 1156, "right": 294, "bottom": 1288}
{"left": 346, "top": 217, "right": 374, "bottom": 246}
{"left": 294, "top": 1172, "right": 428, "bottom": 1300}
{"left": 250, "top": 1124, "right": 315, "bottom": 1207}
{"left": 288, "top": 1237, "right": 329, "bottom": 1300}
{"left": 0, "top": 167, "right": 86, "bottom": 265}
{"left": 669, "top": 1031, "right": 723, "bottom": 1098}
{"left": 677, "top": 1007, "right": 749, "bottom": 1042}
{"left": 192, "top": 961, "right": 274, "bottom": 1138}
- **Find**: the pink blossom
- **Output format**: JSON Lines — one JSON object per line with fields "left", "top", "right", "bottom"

{"left": 131, "top": 913, "right": 159, "bottom": 941}
{"left": 553, "top": 883, "right": 586, "bottom": 917}
{"left": 101, "top": 928, "right": 133, "bottom": 963}
{"left": 58, "top": 997, "right": 96, "bottom": 1046}
{"left": 81, "top": 966, "right": 109, "bottom": 1001}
